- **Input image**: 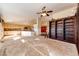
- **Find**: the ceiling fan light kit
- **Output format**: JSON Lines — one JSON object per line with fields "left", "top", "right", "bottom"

{"left": 41, "top": 13, "right": 47, "bottom": 16}
{"left": 37, "top": 6, "right": 53, "bottom": 17}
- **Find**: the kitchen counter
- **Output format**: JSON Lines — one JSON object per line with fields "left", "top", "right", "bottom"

{"left": 0, "top": 36, "right": 78, "bottom": 56}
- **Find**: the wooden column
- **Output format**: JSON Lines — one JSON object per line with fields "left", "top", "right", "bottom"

{"left": 35, "top": 17, "right": 41, "bottom": 36}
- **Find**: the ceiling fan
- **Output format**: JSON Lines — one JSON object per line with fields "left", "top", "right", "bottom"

{"left": 36, "top": 6, "right": 53, "bottom": 17}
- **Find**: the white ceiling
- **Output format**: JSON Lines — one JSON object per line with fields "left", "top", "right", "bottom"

{"left": 0, "top": 3, "right": 77, "bottom": 25}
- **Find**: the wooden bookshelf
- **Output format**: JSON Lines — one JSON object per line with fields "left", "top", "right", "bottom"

{"left": 49, "top": 16, "right": 76, "bottom": 44}
{"left": 49, "top": 21, "right": 56, "bottom": 39}
{"left": 64, "top": 18, "right": 75, "bottom": 43}
{"left": 56, "top": 20, "right": 64, "bottom": 40}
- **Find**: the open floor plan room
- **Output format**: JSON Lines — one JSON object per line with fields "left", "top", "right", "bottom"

{"left": 0, "top": 3, "right": 79, "bottom": 56}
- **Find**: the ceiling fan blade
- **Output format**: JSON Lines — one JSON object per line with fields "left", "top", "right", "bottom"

{"left": 42, "top": 6, "right": 46, "bottom": 10}
{"left": 47, "top": 14, "right": 49, "bottom": 16}
{"left": 36, "top": 12, "right": 42, "bottom": 14}
{"left": 47, "top": 11, "right": 53, "bottom": 13}
{"left": 42, "top": 11, "right": 46, "bottom": 13}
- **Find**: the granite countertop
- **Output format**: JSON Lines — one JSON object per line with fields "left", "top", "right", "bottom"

{"left": 0, "top": 36, "right": 78, "bottom": 56}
